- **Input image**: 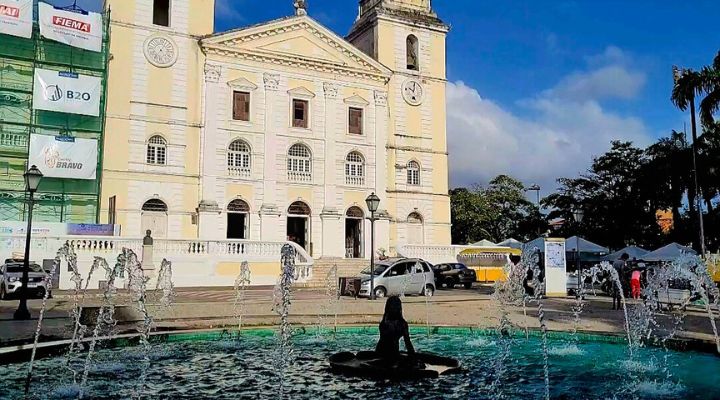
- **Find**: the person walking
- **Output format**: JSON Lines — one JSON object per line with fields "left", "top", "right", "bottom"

{"left": 611, "top": 253, "right": 629, "bottom": 310}
{"left": 631, "top": 269, "right": 642, "bottom": 300}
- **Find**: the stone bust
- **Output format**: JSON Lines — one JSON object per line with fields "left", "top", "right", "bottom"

{"left": 143, "top": 230, "right": 153, "bottom": 245}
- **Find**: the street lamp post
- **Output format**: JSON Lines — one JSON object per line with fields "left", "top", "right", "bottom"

{"left": 14, "top": 165, "right": 43, "bottom": 321}
{"left": 673, "top": 66, "right": 706, "bottom": 256}
{"left": 526, "top": 184, "right": 542, "bottom": 235}
{"left": 365, "top": 192, "right": 380, "bottom": 300}
{"left": 572, "top": 209, "right": 584, "bottom": 298}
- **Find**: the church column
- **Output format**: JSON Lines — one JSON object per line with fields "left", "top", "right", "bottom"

{"left": 198, "top": 64, "right": 223, "bottom": 240}
{"left": 373, "top": 90, "right": 391, "bottom": 255}
{"left": 320, "top": 82, "right": 343, "bottom": 258}
{"left": 259, "top": 73, "right": 283, "bottom": 242}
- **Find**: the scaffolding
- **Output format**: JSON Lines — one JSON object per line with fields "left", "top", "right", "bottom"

{"left": 0, "top": 2, "right": 110, "bottom": 224}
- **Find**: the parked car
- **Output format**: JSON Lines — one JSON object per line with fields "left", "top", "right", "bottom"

{"left": 0, "top": 261, "right": 51, "bottom": 300}
{"left": 358, "top": 258, "right": 435, "bottom": 298}
{"left": 433, "top": 263, "right": 476, "bottom": 289}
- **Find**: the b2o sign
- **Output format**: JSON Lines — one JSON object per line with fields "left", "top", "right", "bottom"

{"left": 33, "top": 69, "right": 101, "bottom": 116}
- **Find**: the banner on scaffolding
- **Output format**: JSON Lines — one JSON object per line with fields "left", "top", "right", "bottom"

{"left": 0, "top": 0, "right": 33, "bottom": 38}
{"left": 33, "top": 68, "right": 102, "bottom": 116}
{"left": 28, "top": 134, "right": 98, "bottom": 180}
{"left": 38, "top": 2, "right": 102, "bottom": 52}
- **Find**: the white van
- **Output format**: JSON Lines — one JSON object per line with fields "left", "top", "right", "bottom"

{"left": 358, "top": 258, "right": 435, "bottom": 298}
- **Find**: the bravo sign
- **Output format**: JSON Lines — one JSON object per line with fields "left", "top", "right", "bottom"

{"left": 28, "top": 134, "right": 98, "bottom": 180}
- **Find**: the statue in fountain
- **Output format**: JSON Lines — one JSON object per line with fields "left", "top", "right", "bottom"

{"left": 375, "top": 296, "right": 416, "bottom": 363}
{"left": 329, "top": 296, "right": 460, "bottom": 380}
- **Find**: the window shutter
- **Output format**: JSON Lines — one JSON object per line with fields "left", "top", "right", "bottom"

{"left": 233, "top": 92, "right": 250, "bottom": 121}
{"left": 349, "top": 108, "right": 363, "bottom": 134}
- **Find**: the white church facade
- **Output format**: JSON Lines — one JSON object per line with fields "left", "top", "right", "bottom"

{"left": 100, "top": 0, "right": 452, "bottom": 260}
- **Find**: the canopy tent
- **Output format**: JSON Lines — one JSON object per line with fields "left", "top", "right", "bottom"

{"left": 470, "top": 239, "right": 498, "bottom": 247}
{"left": 564, "top": 236, "right": 610, "bottom": 254}
{"left": 643, "top": 243, "right": 697, "bottom": 262}
{"left": 524, "top": 237, "right": 546, "bottom": 252}
{"left": 498, "top": 238, "right": 523, "bottom": 250}
{"left": 602, "top": 246, "right": 650, "bottom": 262}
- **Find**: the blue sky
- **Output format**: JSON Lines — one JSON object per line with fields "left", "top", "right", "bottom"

{"left": 54, "top": 0, "right": 720, "bottom": 192}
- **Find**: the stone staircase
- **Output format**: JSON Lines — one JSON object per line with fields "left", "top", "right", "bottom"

{"left": 298, "top": 257, "right": 369, "bottom": 288}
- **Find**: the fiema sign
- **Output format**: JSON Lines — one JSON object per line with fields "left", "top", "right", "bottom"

{"left": 0, "top": 0, "right": 32, "bottom": 39}
{"left": 38, "top": 2, "right": 102, "bottom": 52}
{"left": 32, "top": 68, "right": 101, "bottom": 116}
{"left": 28, "top": 134, "right": 98, "bottom": 180}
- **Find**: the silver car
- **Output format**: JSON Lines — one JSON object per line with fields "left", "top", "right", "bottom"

{"left": 0, "top": 261, "right": 51, "bottom": 300}
{"left": 358, "top": 258, "right": 435, "bottom": 298}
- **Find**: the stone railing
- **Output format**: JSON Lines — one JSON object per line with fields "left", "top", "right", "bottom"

{"left": 0, "top": 235, "right": 314, "bottom": 285}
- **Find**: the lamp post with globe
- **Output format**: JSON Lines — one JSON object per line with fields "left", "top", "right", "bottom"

{"left": 14, "top": 165, "right": 43, "bottom": 321}
{"left": 365, "top": 192, "right": 380, "bottom": 300}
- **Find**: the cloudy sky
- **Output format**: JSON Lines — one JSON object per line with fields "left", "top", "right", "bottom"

{"left": 50, "top": 0, "right": 720, "bottom": 194}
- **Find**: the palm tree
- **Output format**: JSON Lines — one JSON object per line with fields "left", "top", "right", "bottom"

{"left": 672, "top": 51, "right": 720, "bottom": 127}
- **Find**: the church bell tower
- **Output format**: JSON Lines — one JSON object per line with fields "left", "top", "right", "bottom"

{"left": 348, "top": 0, "right": 453, "bottom": 247}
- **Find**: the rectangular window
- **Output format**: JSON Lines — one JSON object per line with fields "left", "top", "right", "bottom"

{"left": 349, "top": 107, "right": 363, "bottom": 135}
{"left": 292, "top": 99, "right": 308, "bottom": 128}
{"left": 233, "top": 91, "right": 250, "bottom": 121}
{"left": 153, "top": 0, "right": 170, "bottom": 27}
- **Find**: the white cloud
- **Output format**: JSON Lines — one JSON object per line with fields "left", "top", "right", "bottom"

{"left": 448, "top": 48, "right": 652, "bottom": 193}
{"left": 215, "top": 0, "right": 244, "bottom": 21}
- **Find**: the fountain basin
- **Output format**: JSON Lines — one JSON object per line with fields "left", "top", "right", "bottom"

{"left": 1, "top": 327, "right": 719, "bottom": 399}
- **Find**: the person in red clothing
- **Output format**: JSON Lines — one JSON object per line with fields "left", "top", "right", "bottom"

{"left": 631, "top": 269, "right": 642, "bottom": 299}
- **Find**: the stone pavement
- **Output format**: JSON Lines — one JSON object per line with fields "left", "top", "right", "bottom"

{"left": 1, "top": 285, "right": 718, "bottom": 352}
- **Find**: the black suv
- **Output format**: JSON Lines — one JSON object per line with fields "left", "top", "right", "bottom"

{"left": 432, "top": 263, "right": 476, "bottom": 289}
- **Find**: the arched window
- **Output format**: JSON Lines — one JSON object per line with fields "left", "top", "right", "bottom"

{"left": 345, "top": 151, "right": 365, "bottom": 186}
{"left": 146, "top": 135, "right": 167, "bottom": 165}
{"left": 407, "top": 160, "right": 420, "bottom": 186}
{"left": 407, "top": 211, "right": 424, "bottom": 245}
{"left": 288, "top": 201, "right": 311, "bottom": 215}
{"left": 287, "top": 143, "right": 312, "bottom": 182}
{"left": 227, "top": 199, "right": 250, "bottom": 213}
{"left": 141, "top": 199, "right": 168, "bottom": 238}
{"left": 406, "top": 35, "right": 419, "bottom": 70}
{"left": 228, "top": 139, "right": 251, "bottom": 177}
{"left": 142, "top": 198, "right": 168, "bottom": 212}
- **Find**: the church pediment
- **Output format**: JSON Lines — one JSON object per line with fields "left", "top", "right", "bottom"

{"left": 227, "top": 77, "right": 258, "bottom": 90}
{"left": 344, "top": 94, "right": 370, "bottom": 106}
{"left": 201, "top": 16, "right": 391, "bottom": 82}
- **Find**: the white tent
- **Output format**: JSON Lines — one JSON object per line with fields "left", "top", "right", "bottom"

{"left": 643, "top": 243, "right": 697, "bottom": 262}
{"left": 470, "top": 239, "right": 497, "bottom": 247}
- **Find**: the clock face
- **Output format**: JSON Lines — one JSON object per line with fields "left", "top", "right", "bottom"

{"left": 402, "top": 79, "right": 424, "bottom": 106}
{"left": 144, "top": 35, "right": 178, "bottom": 68}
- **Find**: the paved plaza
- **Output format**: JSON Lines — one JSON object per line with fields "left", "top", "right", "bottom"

{"left": 1, "top": 286, "right": 718, "bottom": 352}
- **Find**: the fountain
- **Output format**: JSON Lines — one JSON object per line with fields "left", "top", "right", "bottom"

{"left": 272, "top": 244, "right": 297, "bottom": 399}
{"left": 78, "top": 249, "right": 127, "bottom": 399}
{"left": 24, "top": 244, "right": 75, "bottom": 394}
{"left": 156, "top": 259, "right": 175, "bottom": 308}
{"left": 316, "top": 263, "right": 338, "bottom": 337}
{"left": 125, "top": 249, "right": 153, "bottom": 399}
{"left": 233, "top": 261, "right": 251, "bottom": 333}
{"left": 527, "top": 250, "right": 550, "bottom": 400}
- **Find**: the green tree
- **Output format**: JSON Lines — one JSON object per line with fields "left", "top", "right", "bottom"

{"left": 450, "top": 175, "right": 543, "bottom": 244}
{"left": 672, "top": 51, "right": 720, "bottom": 127}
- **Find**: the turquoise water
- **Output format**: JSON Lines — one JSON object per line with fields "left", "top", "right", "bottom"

{"left": 1, "top": 327, "right": 719, "bottom": 399}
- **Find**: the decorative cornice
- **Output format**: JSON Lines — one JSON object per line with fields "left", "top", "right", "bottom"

{"left": 374, "top": 90, "right": 388, "bottom": 106}
{"left": 204, "top": 64, "right": 222, "bottom": 83}
{"left": 205, "top": 46, "right": 389, "bottom": 83}
{"left": 263, "top": 73, "right": 280, "bottom": 91}
{"left": 323, "top": 82, "right": 339, "bottom": 99}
